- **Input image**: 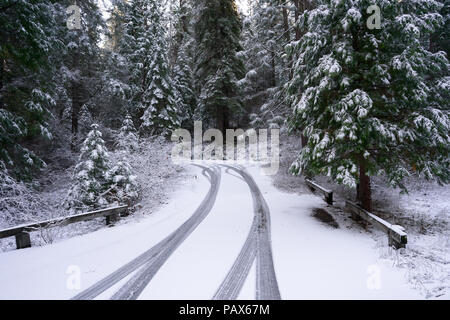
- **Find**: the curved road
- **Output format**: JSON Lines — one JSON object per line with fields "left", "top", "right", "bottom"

{"left": 213, "top": 165, "right": 281, "bottom": 300}
{"left": 71, "top": 165, "right": 221, "bottom": 300}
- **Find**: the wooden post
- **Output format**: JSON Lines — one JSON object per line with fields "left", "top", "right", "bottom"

{"left": 15, "top": 232, "right": 31, "bottom": 249}
{"left": 325, "top": 192, "right": 333, "bottom": 205}
{"left": 106, "top": 213, "right": 119, "bottom": 226}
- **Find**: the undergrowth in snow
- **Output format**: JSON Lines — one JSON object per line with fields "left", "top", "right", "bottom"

{"left": 0, "top": 137, "right": 186, "bottom": 252}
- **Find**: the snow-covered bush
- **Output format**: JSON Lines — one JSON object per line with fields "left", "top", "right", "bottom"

{"left": 107, "top": 153, "right": 139, "bottom": 206}
{"left": 65, "top": 124, "right": 113, "bottom": 212}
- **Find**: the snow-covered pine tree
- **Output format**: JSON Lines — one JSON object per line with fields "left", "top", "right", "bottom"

{"left": 173, "top": 46, "right": 197, "bottom": 130}
{"left": 66, "top": 124, "right": 112, "bottom": 212}
{"left": 194, "top": 0, "right": 246, "bottom": 132}
{"left": 140, "top": 0, "right": 180, "bottom": 135}
{"left": 51, "top": 1, "right": 106, "bottom": 150}
{"left": 119, "top": 0, "right": 179, "bottom": 136}
{"left": 107, "top": 154, "right": 139, "bottom": 206}
{"left": 0, "top": 0, "right": 56, "bottom": 180}
{"left": 242, "top": 0, "right": 290, "bottom": 130}
{"left": 431, "top": 0, "right": 449, "bottom": 56}
{"left": 287, "top": 0, "right": 450, "bottom": 211}
{"left": 116, "top": 114, "right": 139, "bottom": 151}
{"left": 171, "top": 0, "right": 197, "bottom": 130}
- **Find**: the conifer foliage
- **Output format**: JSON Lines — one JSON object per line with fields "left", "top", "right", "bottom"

{"left": 66, "top": 124, "right": 112, "bottom": 212}
{"left": 287, "top": 0, "right": 450, "bottom": 210}
{"left": 119, "top": 0, "right": 180, "bottom": 135}
{"left": 117, "top": 114, "right": 139, "bottom": 152}
{"left": 194, "top": 0, "right": 246, "bottom": 132}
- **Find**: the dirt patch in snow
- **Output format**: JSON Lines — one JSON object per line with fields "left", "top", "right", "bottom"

{"left": 312, "top": 208, "right": 339, "bottom": 229}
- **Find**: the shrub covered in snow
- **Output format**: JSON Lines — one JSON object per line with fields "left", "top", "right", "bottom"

{"left": 107, "top": 152, "right": 139, "bottom": 206}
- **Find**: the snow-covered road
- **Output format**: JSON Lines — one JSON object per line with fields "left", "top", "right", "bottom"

{"left": 0, "top": 164, "right": 421, "bottom": 299}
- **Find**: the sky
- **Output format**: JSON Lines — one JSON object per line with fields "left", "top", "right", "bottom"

{"left": 237, "top": 0, "right": 250, "bottom": 15}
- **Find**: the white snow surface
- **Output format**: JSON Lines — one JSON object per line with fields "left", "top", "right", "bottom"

{"left": 0, "top": 163, "right": 428, "bottom": 299}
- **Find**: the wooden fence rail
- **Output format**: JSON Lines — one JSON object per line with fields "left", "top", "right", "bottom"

{"left": 0, "top": 205, "right": 128, "bottom": 250}
{"left": 305, "top": 179, "right": 333, "bottom": 205}
{"left": 346, "top": 201, "right": 407, "bottom": 249}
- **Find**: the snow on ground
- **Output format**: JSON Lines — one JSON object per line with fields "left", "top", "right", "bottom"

{"left": 247, "top": 165, "right": 421, "bottom": 299}
{"left": 0, "top": 165, "right": 208, "bottom": 299}
{"left": 0, "top": 152, "right": 446, "bottom": 299}
{"left": 275, "top": 133, "right": 450, "bottom": 299}
{"left": 138, "top": 165, "right": 254, "bottom": 300}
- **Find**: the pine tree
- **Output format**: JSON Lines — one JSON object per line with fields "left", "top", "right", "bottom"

{"left": 66, "top": 124, "right": 112, "bottom": 212}
{"left": 431, "top": 0, "right": 450, "bottom": 56}
{"left": 50, "top": 1, "right": 106, "bottom": 150}
{"left": 242, "top": 0, "right": 290, "bottom": 129}
{"left": 116, "top": 114, "right": 139, "bottom": 151}
{"left": 287, "top": 0, "right": 450, "bottom": 211}
{"left": 194, "top": 0, "right": 246, "bottom": 132}
{"left": 0, "top": 0, "right": 56, "bottom": 180}
{"left": 171, "top": 0, "right": 197, "bottom": 130}
{"left": 119, "top": 0, "right": 179, "bottom": 136}
{"left": 173, "top": 46, "right": 197, "bottom": 130}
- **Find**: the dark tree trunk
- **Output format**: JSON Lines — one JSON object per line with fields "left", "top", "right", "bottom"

{"left": 281, "top": 6, "right": 290, "bottom": 43}
{"left": 358, "top": 160, "right": 372, "bottom": 212}
{"left": 217, "top": 106, "right": 228, "bottom": 135}
{"left": 0, "top": 59, "right": 3, "bottom": 108}
{"left": 271, "top": 52, "right": 276, "bottom": 88}
{"left": 71, "top": 81, "right": 82, "bottom": 151}
{"left": 70, "top": 48, "right": 81, "bottom": 151}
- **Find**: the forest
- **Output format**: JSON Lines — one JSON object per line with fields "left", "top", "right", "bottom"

{"left": 0, "top": 0, "right": 449, "bottom": 223}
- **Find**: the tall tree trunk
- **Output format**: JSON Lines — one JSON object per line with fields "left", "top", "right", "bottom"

{"left": 217, "top": 106, "right": 225, "bottom": 135}
{"left": 0, "top": 59, "right": 3, "bottom": 109}
{"left": 71, "top": 50, "right": 81, "bottom": 151}
{"left": 358, "top": 160, "right": 372, "bottom": 212}
{"left": 71, "top": 81, "right": 82, "bottom": 151}
{"left": 271, "top": 52, "right": 276, "bottom": 88}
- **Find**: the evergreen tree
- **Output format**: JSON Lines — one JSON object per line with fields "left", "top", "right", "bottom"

{"left": 171, "top": 0, "right": 197, "bottom": 130}
{"left": 431, "top": 0, "right": 450, "bottom": 56}
{"left": 0, "top": 0, "right": 56, "bottom": 180}
{"left": 51, "top": 1, "right": 106, "bottom": 150}
{"left": 65, "top": 124, "right": 112, "bottom": 212}
{"left": 116, "top": 114, "right": 139, "bottom": 151}
{"left": 242, "top": 0, "right": 290, "bottom": 129}
{"left": 287, "top": 0, "right": 450, "bottom": 211}
{"left": 173, "top": 45, "right": 197, "bottom": 130}
{"left": 119, "top": 0, "right": 179, "bottom": 136}
{"left": 194, "top": 0, "right": 246, "bottom": 132}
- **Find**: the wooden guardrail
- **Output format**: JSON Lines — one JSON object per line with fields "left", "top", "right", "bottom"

{"left": 346, "top": 201, "right": 407, "bottom": 249}
{"left": 0, "top": 205, "right": 128, "bottom": 250}
{"left": 305, "top": 179, "right": 333, "bottom": 205}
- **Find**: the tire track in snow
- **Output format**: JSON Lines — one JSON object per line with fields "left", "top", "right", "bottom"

{"left": 213, "top": 165, "right": 281, "bottom": 300}
{"left": 71, "top": 165, "right": 221, "bottom": 300}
